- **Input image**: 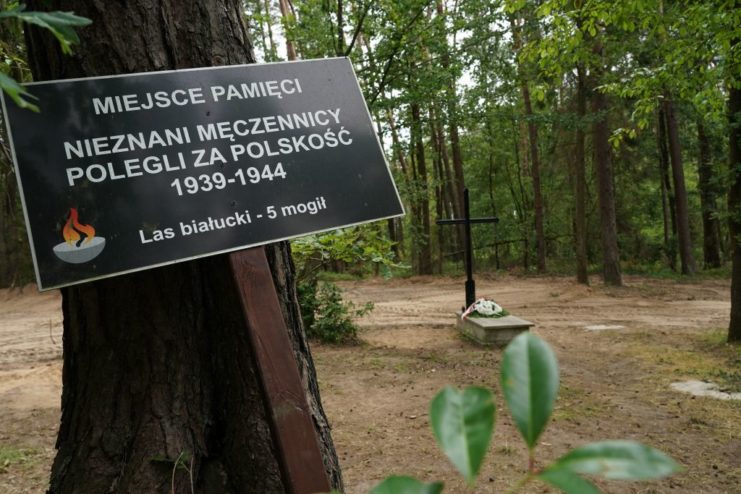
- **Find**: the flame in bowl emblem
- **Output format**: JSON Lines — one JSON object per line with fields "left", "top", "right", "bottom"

{"left": 53, "top": 208, "right": 106, "bottom": 264}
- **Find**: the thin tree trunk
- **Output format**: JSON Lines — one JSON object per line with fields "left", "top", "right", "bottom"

{"left": 728, "top": 82, "right": 741, "bottom": 343}
{"left": 511, "top": 14, "right": 546, "bottom": 273}
{"left": 262, "top": 0, "right": 278, "bottom": 61}
{"left": 509, "top": 119, "right": 530, "bottom": 270}
{"left": 25, "top": 1, "right": 342, "bottom": 492}
{"left": 278, "top": 0, "right": 298, "bottom": 61}
{"left": 697, "top": 119, "right": 722, "bottom": 269}
{"left": 430, "top": 111, "right": 445, "bottom": 273}
{"left": 436, "top": 1, "right": 465, "bottom": 230}
{"left": 590, "top": 46, "right": 622, "bottom": 286}
{"left": 574, "top": 65, "right": 588, "bottom": 284}
{"left": 485, "top": 116, "right": 501, "bottom": 269}
{"left": 336, "top": 0, "right": 345, "bottom": 55}
{"left": 662, "top": 97, "right": 697, "bottom": 275}
{"left": 658, "top": 107, "right": 678, "bottom": 270}
{"left": 520, "top": 83, "right": 546, "bottom": 273}
{"left": 411, "top": 102, "right": 432, "bottom": 275}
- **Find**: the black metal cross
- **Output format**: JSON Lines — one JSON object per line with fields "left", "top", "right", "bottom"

{"left": 436, "top": 188, "right": 499, "bottom": 309}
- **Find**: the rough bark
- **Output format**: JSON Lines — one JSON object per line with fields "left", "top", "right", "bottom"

{"left": 590, "top": 46, "right": 622, "bottom": 286}
{"left": 728, "top": 83, "right": 741, "bottom": 343}
{"left": 697, "top": 119, "right": 722, "bottom": 269}
{"left": 574, "top": 65, "right": 588, "bottom": 285}
{"left": 662, "top": 97, "right": 697, "bottom": 275}
{"left": 25, "top": 1, "right": 342, "bottom": 492}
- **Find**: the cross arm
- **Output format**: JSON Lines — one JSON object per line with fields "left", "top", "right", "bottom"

{"left": 436, "top": 217, "right": 500, "bottom": 226}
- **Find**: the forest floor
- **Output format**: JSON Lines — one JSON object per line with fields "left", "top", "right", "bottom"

{"left": 0, "top": 274, "right": 739, "bottom": 493}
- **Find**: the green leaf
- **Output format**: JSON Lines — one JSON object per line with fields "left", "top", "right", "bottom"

{"left": 547, "top": 440, "right": 683, "bottom": 481}
{"left": 538, "top": 468, "right": 601, "bottom": 494}
{"left": 0, "top": 6, "right": 92, "bottom": 55}
{"left": 369, "top": 476, "right": 444, "bottom": 494}
{"left": 0, "top": 72, "right": 38, "bottom": 112}
{"left": 429, "top": 386, "right": 495, "bottom": 483}
{"left": 500, "top": 332, "right": 559, "bottom": 449}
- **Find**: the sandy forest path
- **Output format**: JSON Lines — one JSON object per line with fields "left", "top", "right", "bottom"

{"left": 1, "top": 274, "right": 739, "bottom": 493}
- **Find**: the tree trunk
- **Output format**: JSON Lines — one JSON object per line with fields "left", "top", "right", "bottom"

{"left": 436, "top": 1, "right": 466, "bottom": 242}
{"left": 25, "top": 1, "right": 342, "bottom": 492}
{"left": 728, "top": 83, "right": 741, "bottom": 343}
{"left": 410, "top": 102, "right": 432, "bottom": 275}
{"left": 0, "top": 152, "right": 29, "bottom": 287}
{"left": 697, "top": 119, "right": 722, "bottom": 269}
{"left": 658, "top": 107, "right": 678, "bottom": 271}
{"left": 262, "top": 0, "right": 278, "bottom": 61}
{"left": 662, "top": 97, "right": 697, "bottom": 275}
{"left": 278, "top": 0, "right": 298, "bottom": 61}
{"left": 336, "top": 0, "right": 345, "bottom": 56}
{"left": 574, "top": 65, "right": 589, "bottom": 284}
{"left": 430, "top": 115, "right": 445, "bottom": 274}
{"left": 486, "top": 117, "right": 501, "bottom": 270}
{"left": 509, "top": 120, "right": 530, "bottom": 270}
{"left": 520, "top": 83, "right": 546, "bottom": 273}
{"left": 511, "top": 16, "right": 545, "bottom": 272}
{"left": 590, "top": 48, "right": 622, "bottom": 286}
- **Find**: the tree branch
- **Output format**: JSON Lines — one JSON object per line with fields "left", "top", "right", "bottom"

{"left": 344, "top": 1, "right": 373, "bottom": 57}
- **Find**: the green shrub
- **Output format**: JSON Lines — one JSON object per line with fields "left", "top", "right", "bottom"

{"left": 299, "top": 280, "right": 373, "bottom": 344}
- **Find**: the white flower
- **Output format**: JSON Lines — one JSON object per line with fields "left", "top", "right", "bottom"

{"left": 474, "top": 299, "right": 502, "bottom": 316}
{"left": 461, "top": 298, "right": 505, "bottom": 319}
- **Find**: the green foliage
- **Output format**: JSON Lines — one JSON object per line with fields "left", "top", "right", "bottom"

{"left": 0, "top": 5, "right": 91, "bottom": 54}
{"left": 297, "top": 279, "right": 319, "bottom": 331}
{"left": 371, "top": 333, "right": 681, "bottom": 493}
{"left": 542, "top": 440, "right": 681, "bottom": 482}
{"left": 369, "top": 476, "right": 443, "bottom": 494}
{"left": 299, "top": 280, "right": 373, "bottom": 344}
{"left": 537, "top": 468, "right": 600, "bottom": 494}
{"left": 291, "top": 227, "right": 390, "bottom": 344}
{"left": 0, "top": 70, "right": 35, "bottom": 110}
{"left": 291, "top": 226, "right": 405, "bottom": 283}
{"left": 429, "top": 386, "right": 495, "bottom": 484}
{"left": 501, "top": 332, "right": 559, "bottom": 450}
{"left": 0, "top": 4, "right": 90, "bottom": 111}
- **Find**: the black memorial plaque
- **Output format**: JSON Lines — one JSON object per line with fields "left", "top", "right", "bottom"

{"left": 2, "top": 58, "right": 403, "bottom": 289}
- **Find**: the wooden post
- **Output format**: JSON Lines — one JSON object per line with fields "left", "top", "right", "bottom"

{"left": 229, "top": 247, "right": 331, "bottom": 494}
{"left": 463, "top": 189, "right": 475, "bottom": 308}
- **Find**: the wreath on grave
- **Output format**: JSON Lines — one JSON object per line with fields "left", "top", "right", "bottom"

{"left": 462, "top": 298, "right": 509, "bottom": 319}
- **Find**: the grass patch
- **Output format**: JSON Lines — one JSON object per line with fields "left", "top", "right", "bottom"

{"left": 0, "top": 445, "right": 40, "bottom": 473}
{"left": 552, "top": 383, "right": 608, "bottom": 422}
{"left": 627, "top": 328, "right": 741, "bottom": 393}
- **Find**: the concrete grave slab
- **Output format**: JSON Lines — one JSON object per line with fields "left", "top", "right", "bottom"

{"left": 456, "top": 313, "right": 534, "bottom": 347}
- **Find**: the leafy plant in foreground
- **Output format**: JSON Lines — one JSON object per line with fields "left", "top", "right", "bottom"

{"left": 370, "top": 333, "right": 682, "bottom": 494}
{"left": 0, "top": 4, "right": 91, "bottom": 111}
